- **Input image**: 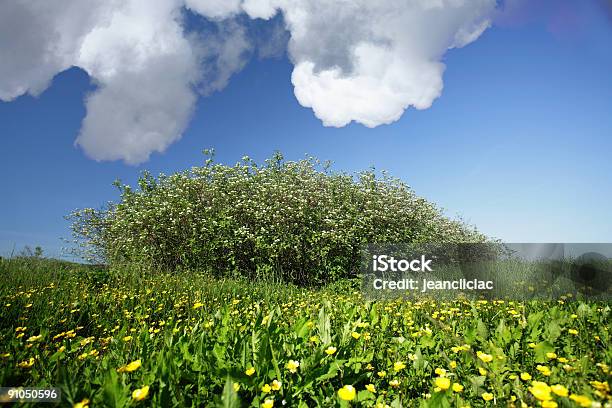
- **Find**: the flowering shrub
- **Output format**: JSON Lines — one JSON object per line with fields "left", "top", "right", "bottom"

{"left": 68, "top": 151, "right": 485, "bottom": 284}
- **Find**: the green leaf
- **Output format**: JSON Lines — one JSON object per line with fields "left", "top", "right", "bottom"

{"left": 495, "top": 319, "right": 512, "bottom": 346}
{"left": 533, "top": 341, "right": 555, "bottom": 363}
{"left": 267, "top": 335, "right": 282, "bottom": 380}
{"left": 476, "top": 319, "right": 488, "bottom": 341}
{"left": 544, "top": 321, "right": 561, "bottom": 342}
{"left": 357, "top": 390, "right": 375, "bottom": 401}
{"left": 101, "top": 370, "right": 127, "bottom": 408}
{"left": 317, "top": 304, "right": 332, "bottom": 345}
{"left": 469, "top": 375, "right": 486, "bottom": 394}
{"left": 316, "top": 360, "right": 344, "bottom": 382}
{"left": 425, "top": 392, "right": 451, "bottom": 408}
{"left": 218, "top": 377, "right": 240, "bottom": 408}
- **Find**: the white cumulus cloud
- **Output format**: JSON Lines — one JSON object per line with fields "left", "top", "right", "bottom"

{"left": 0, "top": 0, "right": 496, "bottom": 164}
{"left": 0, "top": 0, "right": 111, "bottom": 101}
{"left": 244, "top": 0, "right": 496, "bottom": 127}
{"left": 185, "top": 0, "right": 242, "bottom": 19}
{"left": 74, "top": 0, "right": 200, "bottom": 164}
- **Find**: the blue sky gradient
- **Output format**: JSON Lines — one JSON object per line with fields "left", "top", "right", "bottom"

{"left": 1, "top": 3, "right": 611, "bottom": 258}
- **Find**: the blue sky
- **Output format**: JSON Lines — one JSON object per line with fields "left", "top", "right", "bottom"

{"left": 1, "top": 1, "right": 611, "bottom": 258}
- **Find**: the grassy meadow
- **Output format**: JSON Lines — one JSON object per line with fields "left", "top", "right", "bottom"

{"left": 1, "top": 257, "right": 610, "bottom": 407}
{"left": 2, "top": 156, "right": 610, "bottom": 407}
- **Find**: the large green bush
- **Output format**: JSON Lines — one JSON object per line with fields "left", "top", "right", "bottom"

{"left": 68, "top": 151, "right": 486, "bottom": 284}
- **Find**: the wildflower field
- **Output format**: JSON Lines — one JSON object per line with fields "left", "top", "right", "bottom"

{"left": 1, "top": 258, "right": 610, "bottom": 407}
{"left": 3, "top": 155, "right": 610, "bottom": 407}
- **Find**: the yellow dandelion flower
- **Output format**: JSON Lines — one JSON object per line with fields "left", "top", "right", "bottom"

{"left": 286, "top": 360, "right": 299, "bottom": 373}
{"left": 261, "top": 384, "right": 271, "bottom": 393}
{"left": 520, "top": 372, "right": 532, "bottom": 381}
{"left": 271, "top": 380, "right": 281, "bottom": 391}
{"left": 546, "top": 352, "right": 557, "bottom": 359}
{"left": 26, "top": 335, "right": 42, "bottom": 342}
{"left": 233, "top": 382, "right": 240, "bottom": 392}
{"left": 537, "top": 365, "right": 551, "bottom": 376}
{"left": 365, "top": 384, "right": 376, "bottom": 393}
{"left": 377, "top": 370, "right": 386, "bottom": 378}
{"left": 80, "top": 337, "right": 94, "bottom": 347}
{"left": 550, "top": 384, "right": 568, "bottom": 397}
{"left": 245, "top": 367, "right": 255, "bottom": 376}
{"left": 590, "top": 380, "right": 610, "bottom": 392}
{"left": 192, "top": 302, "right": 204, "bottom": 309}
{"left": 389, "top": 379, "right": 400, "bottom": 387}
{"left": 351, "top": 332, "right": 361, "bottom": 339}
{"left": 434, "top": 377, "right": 451, "bottom": 391}
{"left": 262, "top": 399, "right": 274, "bottom": 408}
{"left": 132, "top": 385, "right": 149, "bottom": 401}
{"left": 541, "top": 401, "right": 557, "bottom": 408}
{"left": 452, "top": 383, "right": 464, "bottom": 393}
{"left": 393, "top": 361, "right": 406, "bottom": 371}
{"left": 118, "top": 359, "right": 141, "bottom": 373}
{"left": 482, "top": 392, "right": 494, "bottom": 402}
{"left": 529, "top": 381, "right": 552, "bottom": 401}
{"left": 73, "top": 398, "right": 90, "bottom": 408}
{"left": 18, "top": 357, "right": 35, "bottom": 368}
{"left": 569, "top": 394, "right": 592, "bottom": 407}
{"left": 477, "top": 351, "right": 493, "bottom": 363}
{"left": 325, "top": 346, "right": 337, "bottom": 355}
{"left": 337, "top": 385, "right": 356, "bottom": 401}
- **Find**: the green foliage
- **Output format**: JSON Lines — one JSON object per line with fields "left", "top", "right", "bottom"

{"left": 0, "top": 261, "right": 610, "bottom": 407}
{"left": 68, "top": 151, "right": 486, "bottom": 284}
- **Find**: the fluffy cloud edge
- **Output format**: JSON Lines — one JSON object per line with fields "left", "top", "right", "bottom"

{"left": 0, "top": 0, "right": 497, "bottom": 164}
